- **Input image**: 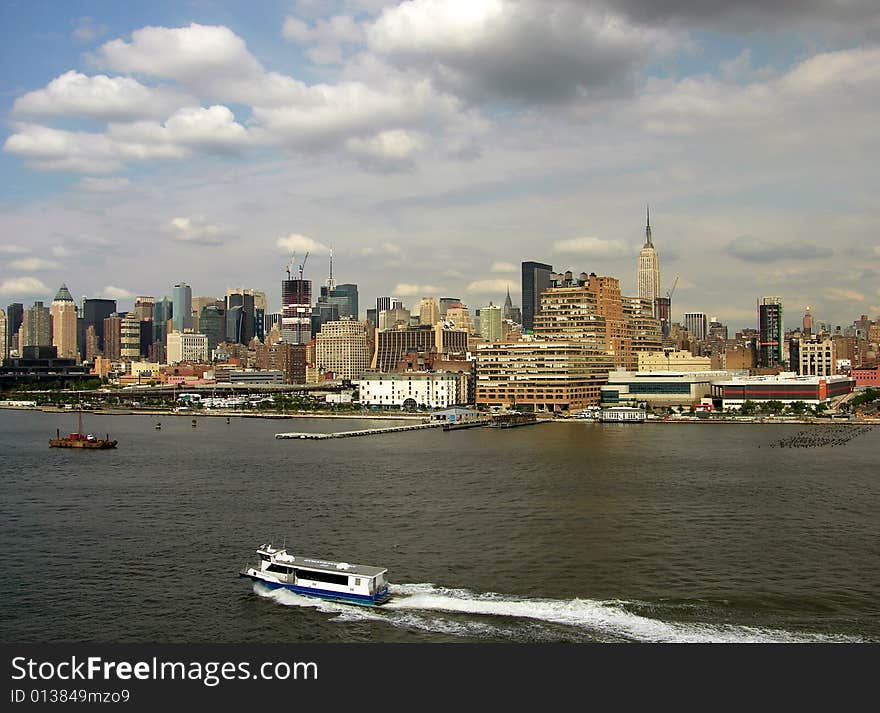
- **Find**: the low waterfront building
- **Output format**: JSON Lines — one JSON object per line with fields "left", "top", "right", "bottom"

{"left": 359, "top": 371, "right": 468, "bottom": 409}
{"left": 849, "top": 366, "right": 879, "bottom": 388}
{"left": 475, "top": 341, "right": 613, "bottom": 413}
{"left": 601, "top": 370, "right": 730, "bottom": 409}
{"left": 710, "top": 373, "right": 855, "bottom": 410}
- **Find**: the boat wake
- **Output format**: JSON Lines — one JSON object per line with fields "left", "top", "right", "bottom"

{"left": 253, "top": 582, "right": 860, "bottom": 643}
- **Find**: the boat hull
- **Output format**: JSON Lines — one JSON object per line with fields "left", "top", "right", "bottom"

{"left": 240, "top": 570, "right": 391, "bottom": 607}
{"left": 49, "top": 439, "right": 117, "bottom": 449}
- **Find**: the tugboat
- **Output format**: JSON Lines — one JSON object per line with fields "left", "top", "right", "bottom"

{"left": 49, "top": 411, "right": 117, "bottom": 449}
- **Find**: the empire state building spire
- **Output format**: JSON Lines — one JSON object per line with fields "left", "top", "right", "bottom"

{"left": 638, "top": 204, "right": 660, "bottom": 306}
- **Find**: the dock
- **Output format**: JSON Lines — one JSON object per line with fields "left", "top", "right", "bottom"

{"left": 275, "top": 422, "right": 443, "bottom": 439}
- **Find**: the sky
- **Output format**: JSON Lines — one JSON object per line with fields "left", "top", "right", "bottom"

{"left": 1, "top": 0, "right": 879, "bottom": 331}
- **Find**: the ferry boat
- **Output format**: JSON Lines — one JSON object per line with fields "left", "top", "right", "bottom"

{"left": 239, "top": 544, "right": 391, "bottom": 606}
{"left": 598, "top": 406, "right": 647, "bottom": 423}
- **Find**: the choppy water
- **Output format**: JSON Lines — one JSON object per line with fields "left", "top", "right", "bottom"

{"left": 1, "top": 409, "right": 877, "bottom": 643}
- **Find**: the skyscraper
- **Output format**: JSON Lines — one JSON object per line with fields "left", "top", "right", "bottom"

{"left": 282, "top": 275, "right": 312, "bottom": 345}
{"left": 226, "top": 289, "right": 255, "bottom": 344}
{"left": 79, "top": 298, "right": 116, "bottom": 360}
{"left": 683, "top": 312, "right": 708, "bottom": 342}
{"left": 480, "top": 303, "right": 503, "bottom": 342}
{"left": 50, "top": 284, "right": 78, "bottom": 360}
{"left": 0, "top": 310, "right": 7, "bottom": 360}
{"left": 171, "top": 282, "right": 192, "bottom": 332}
{"left": 638, "top": 205, "right": 661, "bottom": 311}
{"left": 21, "top": 301, "right": 52, "bottom": 349}
{"left": 6, "top": 303, "right": 23, "bottom": 354}
{"left": 803, "top": 306, "right": 813, "bottom": 338}
{"left": 438, "top": 297, "right": 461, "bottom": 319}
{"left": 521, "top": 261, "right": 553, "bottom": 332}
{"left": 134, "top": 296, "right": 155, "bottom": 323}
{"left": 418, "top": 297, "right": 441, "bottom": 326}
{"left": 758, "top": 296, "right": 784, "bottom": 368}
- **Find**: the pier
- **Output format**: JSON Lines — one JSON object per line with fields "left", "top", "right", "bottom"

{"left": 275, "top": 422, "right": 443, "bottom": 439}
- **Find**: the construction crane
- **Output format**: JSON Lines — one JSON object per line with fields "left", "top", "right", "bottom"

{"left": 667, "top": 274, "right": 679, "bottom": 301}
{"left": 298, "top": 251, "right": 309, "bottom": 280}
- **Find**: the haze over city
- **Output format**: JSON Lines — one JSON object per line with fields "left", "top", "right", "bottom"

{"left": 2, "top": 0, "right": 879, "bottom": 329}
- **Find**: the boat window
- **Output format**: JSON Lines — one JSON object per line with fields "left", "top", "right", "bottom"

{"left": 259, "top": 554, "right": 270, "bottom": 562}
{"left": 293, "top": 568, "right": 349, "bottom": 586}
{"left": 355, "top": 578, "right": 361, "bottom": 586}
{"left": 266, "top": 563, "right": 293, "bottom": 574}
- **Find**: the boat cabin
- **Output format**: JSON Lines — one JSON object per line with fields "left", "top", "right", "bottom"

{"left": 255, "top": 544, "right": 389, "bottom": 599}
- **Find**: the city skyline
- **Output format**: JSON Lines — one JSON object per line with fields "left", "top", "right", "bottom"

{"left": 2, "top": 1, "right": 880, "bottom": 328}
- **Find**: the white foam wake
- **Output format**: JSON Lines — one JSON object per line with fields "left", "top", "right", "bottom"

{"left": 252, "top": 582, "right": 861, "bottom": 643}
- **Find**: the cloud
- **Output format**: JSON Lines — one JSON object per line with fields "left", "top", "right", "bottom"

{"left": 9, "top": 258, "right": 61, "bottom": 271}
{"left": 553, "top": 236, "right": 628, "bottom": 255}
{"left": 100, "top": 285, "right": 133, "bottom": 299}
{"left": 168, "top": 217, "right": 236, "bottom": 245}
{"left": 490, "top": 261, "right": 518, "bottom": 273}
{"left": 72, "top": 16, "right": 108, "bottom": 43}
{"left": 282, "top": 14, "right": 365, "bottom": 65}
{"left": 360, "top": 242, "right": 402, "bottom": 256}
{"left": 4, "top": 122, "right": 188, "bottom": 173}
{"left": 96, "top": 23, "right": 308, "bottom": 107}
{"left": 0, "top": 276, "right": 50, "bottom": 297}
{"left": 610, "top": 0, "right": 880, "bottom": 34}
{"left": 276, "top": 233, "right": 331, "bottom": 256}
{"left": 345, "top": 129, "right": 422, "bottom": 171}
{"left": 76, "top": 177, "right": 131, "bottom": 193}
{"left": 110, "top": 105, "right": 250, "bottom": 153}
{"left": 393, "top": 283, "right": 443, "bottom": 296}
{"left": 725, "top": 237, "right": 833, "bottom": 262}
{"left": 51, "top": 246, "right": 73, "bottom": 258}
{"left": 13, "top": 71, "right": 191, "bottom": 121}
{"left": 367, "top": 0, "right": 679, "bottom": 104}
{"left": 824, "top": 288, "right": 865, "bottom": 302}
{"left": 0, "top": 245, "right": 30, "bottom": 254}
{"left": 466, "top": 278, "right": 513, "bottom": 294}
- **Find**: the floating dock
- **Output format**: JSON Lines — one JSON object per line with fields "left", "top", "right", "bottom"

{"left": 275, "top": 422, "right": 442, "bottom": 439}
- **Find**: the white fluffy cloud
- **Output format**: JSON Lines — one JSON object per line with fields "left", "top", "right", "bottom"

{"left": 490, "top": 261, "right": 518, "bottom": 273}
{"left": 466, "top": 278, "right": 514, "bottom": 294}
{"left": 554, "top": 236, "right": 629, "bottom": 256}
{"left": 13, "top": 71, "right": 190, "bottom": 121}
{"left": 4, "top": 123, "right": 187, "bottom": 173}
{"left": 393, "top": 283, "right": 443, "bottom": 296}
{"left": 100, "top": 285, "right": 134, "bottom": 299}
{"left": 9, "top": 258, "right": 61, "bottom": 271}
{"left": 276, "top": 233, "right": 331, "bottom": 256}
{"left": 168, "top": 217, "right": 236, "bottom": 245}
{"left": 345, "top": 129, "right": 422, "bottom": 171}
{"left": 0, "top": 276, "right": 50, "bottom": 296}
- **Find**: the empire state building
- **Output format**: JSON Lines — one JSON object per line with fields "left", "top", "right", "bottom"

{"left": 638, "top": 205, "right": 660, "bottom": 311}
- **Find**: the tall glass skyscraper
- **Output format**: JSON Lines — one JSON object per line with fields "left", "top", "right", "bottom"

{"left": 521, "top": 261, "right": 553, "bottom": 332}
{"left": 758, "top": 296, "right": 784, "bottom": 367}
{"left": 171, "top": 282, "right": 192, "bottom": 332}
{"left": 78, "top": 298, "right": 116, "bottom": 359}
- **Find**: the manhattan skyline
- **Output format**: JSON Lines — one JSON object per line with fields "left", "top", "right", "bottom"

{"left": 2, "top": 1, "right": 879, "bottom": 329}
